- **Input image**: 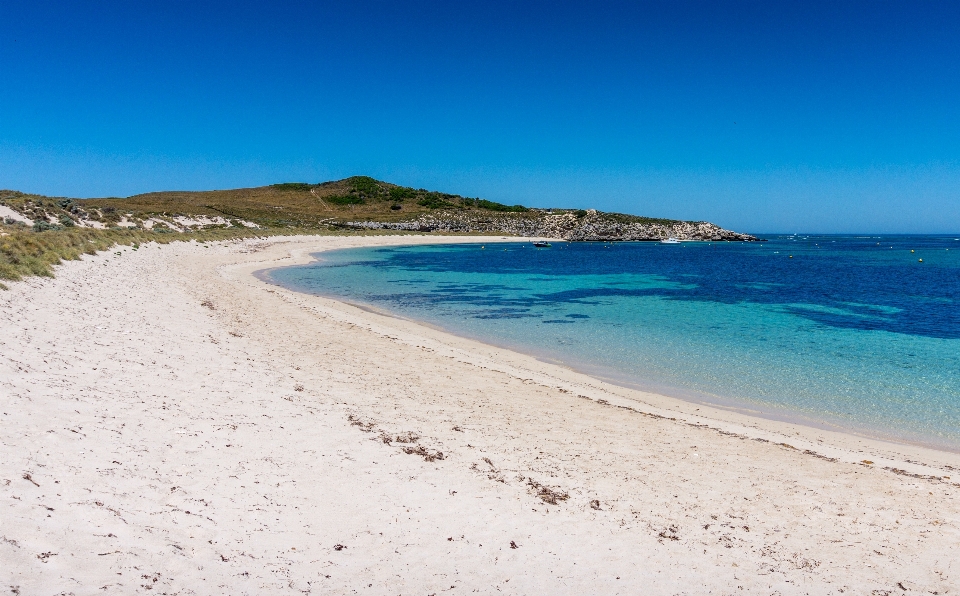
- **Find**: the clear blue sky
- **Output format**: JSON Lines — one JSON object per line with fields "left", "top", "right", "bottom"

{"left": 2, "top": 1, "right": 959, "bottom": 233}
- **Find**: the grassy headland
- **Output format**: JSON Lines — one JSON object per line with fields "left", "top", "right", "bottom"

{"left": 83, "top": 176, "right": 539, "bottom": 228}
{"left": 0, "top": 176, "right": 755, "bottom": 287}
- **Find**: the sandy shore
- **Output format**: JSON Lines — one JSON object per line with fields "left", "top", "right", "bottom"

{"left": 2, "top": 234, "right": 959, "bottom": 595}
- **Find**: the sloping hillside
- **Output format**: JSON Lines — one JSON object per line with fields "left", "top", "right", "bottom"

{"left": 0, "top": 176, "right": 755, "bottom": 241}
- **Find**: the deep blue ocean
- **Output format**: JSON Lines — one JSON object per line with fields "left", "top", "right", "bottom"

{"left": 264, "top": 236, "right": 960, "bottom": 449}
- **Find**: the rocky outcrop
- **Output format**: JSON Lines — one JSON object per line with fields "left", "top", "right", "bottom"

{"left": 345, "top": 209, "right": 757, "bottom": 241}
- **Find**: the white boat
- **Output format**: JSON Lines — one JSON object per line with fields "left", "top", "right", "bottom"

{"left": 660, "top": 237, "right": 680, "bottom": 244}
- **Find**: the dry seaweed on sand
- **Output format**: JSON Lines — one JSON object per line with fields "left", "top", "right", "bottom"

{"left": 526, "top": 478, "right": 569, "bottom": 505}
{"left": 347, "top": 414, "right": 376, "bottom": 432}
{"left": 402, "top": 444, "right": 445, "bottom": 462}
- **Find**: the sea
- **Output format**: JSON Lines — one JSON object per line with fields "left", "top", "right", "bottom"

{"left": 262, "top": 235, "right": 960, "bottom": 450}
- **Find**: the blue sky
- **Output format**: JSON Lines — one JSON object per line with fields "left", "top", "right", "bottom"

{"left": 1, "top": 1, "right": 958, "bottom": 232}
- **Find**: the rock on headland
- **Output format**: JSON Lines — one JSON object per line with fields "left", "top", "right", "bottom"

{"left": 345, "top": 209, "right": 757, "bottom": 242}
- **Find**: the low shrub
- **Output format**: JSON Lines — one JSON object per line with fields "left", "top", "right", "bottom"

{"left": 327, "top": 195, "right": 365, "bottom": 205}
{"left": 388, "top": 186, "right": 417, "bottom": 201}
{"left": 417, "top": 193, "right": 455, "bottom": 209}
{"left": 271, "top": 183, "right": 313, "bottom": 191}
{"left": 33, "top": 221, "right": 63, "bottom": 232}
{"left": 476, "top": 199, "right": 528, "bottom": 213}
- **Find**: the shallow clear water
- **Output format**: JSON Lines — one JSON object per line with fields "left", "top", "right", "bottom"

{"left": 264, "top": 236, "right": 960, "bottom": 449}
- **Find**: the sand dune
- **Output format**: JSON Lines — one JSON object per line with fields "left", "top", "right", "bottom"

{"left": 2, "top": 235, "right": 958, "bottom": 595}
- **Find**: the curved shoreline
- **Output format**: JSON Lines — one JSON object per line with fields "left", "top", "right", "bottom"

{"left": 237, "top": 236, "right": 960, "bottom": 476}
{"left": 252, "top": 236, "right": 960, "bottom": 464}
{"left": 4, "top": 233, "right": 959, "bottom": 593}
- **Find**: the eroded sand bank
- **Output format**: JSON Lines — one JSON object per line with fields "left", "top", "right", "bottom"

{"left": 2, "top": 235, "right": 958, "bottom": 595}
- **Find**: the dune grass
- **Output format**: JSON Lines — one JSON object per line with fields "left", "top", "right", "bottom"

{"left": 0, "top": 226, "right": 302, "bottom": 289}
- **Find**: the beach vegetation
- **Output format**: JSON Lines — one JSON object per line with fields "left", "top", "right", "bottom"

{"left": 417, "top": 194, "right": 456, "bottom": 209}
{"left": 348, "top": 176, "right": 384, "bottom": 198}
{"left": 33, "top": 221, "right": 63, "bottom": 232}
{"left": 327, "top": 195, "right": 365, "bottom": 205}
{"left": 0, "top": 225, "right": 303, "bottom": 285}
{"left": 474, "top": 199, "right": 529, "bottom": 213}
{"left": 271, "top": 183, "right": 313, "bottom": 191}
{"left": 389, "top": 186, "right": 417, "bottom": 201}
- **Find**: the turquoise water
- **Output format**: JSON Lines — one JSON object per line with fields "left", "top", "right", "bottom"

{"left": 263, "top": 236, "right": 960, "bottom": 449}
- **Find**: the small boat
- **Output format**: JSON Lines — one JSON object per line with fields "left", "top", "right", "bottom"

{"left": 532, "top": 241, "right": 551, "bottom": 247}
{"left": 660, "top": 237, "right": 680, "bottom": 244}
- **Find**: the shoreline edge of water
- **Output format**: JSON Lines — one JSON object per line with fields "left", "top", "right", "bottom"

{"left": 247, "top": 235, "right": 960, "bottom": 473}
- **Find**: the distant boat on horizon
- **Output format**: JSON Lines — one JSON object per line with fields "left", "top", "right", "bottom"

{"left": 532, "top": 241, "right": 551, "bottom": 247}
{"left": 660, "top": 237, "right": 680, "bottom": 244}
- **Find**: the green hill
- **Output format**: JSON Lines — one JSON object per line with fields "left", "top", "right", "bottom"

{"left": 74, "top": 176, "right": 540, "bottom": 229}
{"left": 0, "top": 176, "right": 756, "bottom": 286}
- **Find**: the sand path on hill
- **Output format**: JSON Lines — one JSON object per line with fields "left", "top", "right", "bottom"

{"left": 2, "top": 235, "right": 959, "bottom": 595}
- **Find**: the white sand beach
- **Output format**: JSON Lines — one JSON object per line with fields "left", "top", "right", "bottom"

{"left": 2, "top": 235, "right": 959, "bottom": 595}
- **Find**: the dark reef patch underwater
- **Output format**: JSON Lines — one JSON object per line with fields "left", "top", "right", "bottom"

{"left": 266, "top": 235, "right": 960, "bottom": 449}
